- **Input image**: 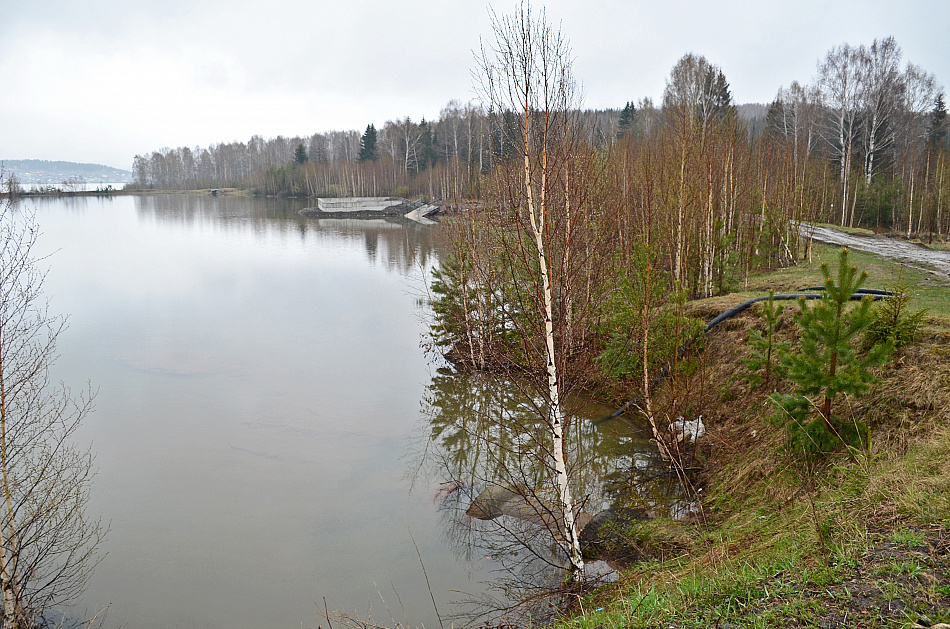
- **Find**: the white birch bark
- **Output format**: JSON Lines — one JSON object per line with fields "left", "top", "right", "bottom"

{"left": 937, "top": 155, "right": 945, "bottom": 236}
{"left": 521, "top": 118, "right": 584, "bottom": 583}
{"left": 477, "top": 2, "right": 586, "bottom": 583}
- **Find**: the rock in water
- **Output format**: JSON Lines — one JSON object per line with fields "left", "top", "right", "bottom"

{"left": 465, "top": 485, "right": 522, "bottom": 520}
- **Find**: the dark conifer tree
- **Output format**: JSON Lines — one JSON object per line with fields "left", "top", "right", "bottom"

{"left": 617, "top": 101, "right": 637, "bottom": 138}
{"left": 929, "top": 92, "right": 948, "bottom": 149}
{"left": 358, "top": 124, "right": 378, "bottom": 162}
{"left": 709, "top": 69, "right": 736, "bottom": 118}
{"left": 419, "top": 118, "right": 437, "bottom": 170}
{"left": 293, "top": 143, "right": 308, "bottom": 165}
{"left": 765, "top": 98, "right": 788, "bottom": 138}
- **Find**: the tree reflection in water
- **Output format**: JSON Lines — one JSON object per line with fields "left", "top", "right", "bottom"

{"left": 418, "top": 366, "right": 668, "bottom": 625}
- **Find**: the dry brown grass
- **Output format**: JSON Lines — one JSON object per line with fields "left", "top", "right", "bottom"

{"left": 667, "top": 293, "right": 950, "bottom": 538}
{"left": 856, "top": 340, "right": 950, "bottom": 453}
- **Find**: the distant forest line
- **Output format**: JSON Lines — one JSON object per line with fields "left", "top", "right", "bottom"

{"left": 130, "top": 37, "right": 949, "bottom": 238}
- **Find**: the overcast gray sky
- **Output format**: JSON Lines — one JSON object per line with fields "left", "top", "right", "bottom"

{"left": 1, "top": 0, "right": 947, "bottom": 170}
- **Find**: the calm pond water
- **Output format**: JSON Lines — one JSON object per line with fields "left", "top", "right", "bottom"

{"left": 20, "top": 193, "right": 648, "bottom": 628}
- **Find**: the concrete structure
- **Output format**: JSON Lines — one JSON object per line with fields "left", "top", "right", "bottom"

{"left": 315, "top": 197, "right": 408, "bottom": 213}
{"left": 404, "top": 203, "right": 439, "bottom": 225}
{"left": 300, "top": 197, "right": 441, "bottom": 225}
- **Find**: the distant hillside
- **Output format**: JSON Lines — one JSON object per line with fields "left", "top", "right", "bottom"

{"left": 1, "top": 159, "right": 132, "bottom": 184}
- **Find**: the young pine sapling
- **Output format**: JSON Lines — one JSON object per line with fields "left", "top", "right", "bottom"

{"left": 771, "top": 249, "right": 891, "bottom": 454}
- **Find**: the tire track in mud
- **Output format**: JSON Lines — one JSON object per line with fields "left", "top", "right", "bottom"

{"left": 800, "top": 224, "right": 950, "bottom": 282}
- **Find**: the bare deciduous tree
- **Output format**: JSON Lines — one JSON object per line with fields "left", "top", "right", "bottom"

{"left": 0, "top": 201, "right": 103, "bottom": 628}
{"left": 662, "top": 53, "right": 734, "bottom": 136}
{"left": 769, "top": 82, "right": 821, "bottom": 176}
{"left": 860, "top": 37, "right": 904, "bottom": 187}
{"left": 818, "top": 43, "right": 864, "bottom": 226}
{"left": 475, "top": 1, "right": 586, "bottom": 582}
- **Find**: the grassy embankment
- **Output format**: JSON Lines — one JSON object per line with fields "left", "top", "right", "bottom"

{"left": 564, "top": 244, "right": 950, "bottom": 629}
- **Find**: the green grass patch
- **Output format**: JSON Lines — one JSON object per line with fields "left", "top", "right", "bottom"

{"left": 876, "top": 560, "right": 926, "bottom": 577}
{"left": 563, "top": 428, "right": 950, "bottom": 627}
{"left": 690, "top": 243, "right": 950, "bottom": 323}
{"left": 889, "top": 528, "right": 926, "bottom": 546}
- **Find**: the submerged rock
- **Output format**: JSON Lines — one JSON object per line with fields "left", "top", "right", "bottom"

{"left": 465, "top": 485, "right": 523, "bottom": 520}
{"left": 466, "top": 484, "right": 596, "bottom": 537}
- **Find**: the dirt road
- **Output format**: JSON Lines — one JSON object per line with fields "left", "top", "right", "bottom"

{"left": 801, "top": 224, "right": 950, "bottom": 281}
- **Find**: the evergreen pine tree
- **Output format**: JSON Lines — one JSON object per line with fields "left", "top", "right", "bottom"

{"left": 771, "top": 249, "right": 891, "bottom": 454}
{"left": 419, "top": 118, "right": 437, "bottom": 170}
{"left": 358, "top": 124, "right": 377, "bottom": 162}
{"left": 617, "top": 101, "right": 637, "bottom": 138}
{"left": 864, "top": 273, "right": 927, "bottom": 350}
{"left": 928, "top": 92, "right": 948, "bottom": 148}
{"left": 741, "top": 291, "right": 790, "bottom": 387}
{"left": 765, "top": 98, "right": 788, "bottom": 139}
{"left": 709, "top": 69, "right": 735, "bottom": 117}
{"left": 293, "top": 143, "right": 308, "bottom": 165}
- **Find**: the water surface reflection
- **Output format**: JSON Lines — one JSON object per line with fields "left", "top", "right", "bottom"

{"left": 27, "top": 194, "right": 463, "bottom": 629}
{"left": 134, "top": 194, "right": 438, "bottom": 274}
{"left": 24, "top": 193, "right": 669, "bottom": 629}
{"left": 418, "top": 367, "right": 659, "bottom": 625}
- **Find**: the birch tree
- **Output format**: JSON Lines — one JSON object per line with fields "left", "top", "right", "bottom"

{"left": 768, "top": 82, "right": 820, "bottom": 175}
{"left": 896, "top": 64, "right": 938, "bottom": 235}
{"left": 475, "top": 2, "right": 585, "bottom": 582}
{"left": 818, "top": 43, "right": 864, "bottom": 226}
{"left": 860, "top": 37, "right": 904, "bottom": 186}
{"left": 0, "top": 202, "right": 103, "bottom": 627}
{"left": 662, "top": 53, "right": 735, "bottom": 137}
{"left": 661, "top": 53, "right": 735, "bottom": 285}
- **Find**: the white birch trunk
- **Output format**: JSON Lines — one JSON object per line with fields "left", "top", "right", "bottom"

{"left": 563, "top": 166, "right": 573, "bottom": 346}
{"left": 522, "top": 134, "right": 584, "bottom": 582}
{"left": 865, "top": 110, "right": 879, "bottom": 186}
{"left": 837, "top": 109, "right": 853, "bottom": 227}
{"left": 704, "top": 169, "right": 714, "bottom": 296}
{"left": 640, "top": 263, "right": 673, "bottom": 463}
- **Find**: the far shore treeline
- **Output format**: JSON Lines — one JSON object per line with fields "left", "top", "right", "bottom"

{"left": 130, "top": 37, "right": 948, "bottom": 243}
